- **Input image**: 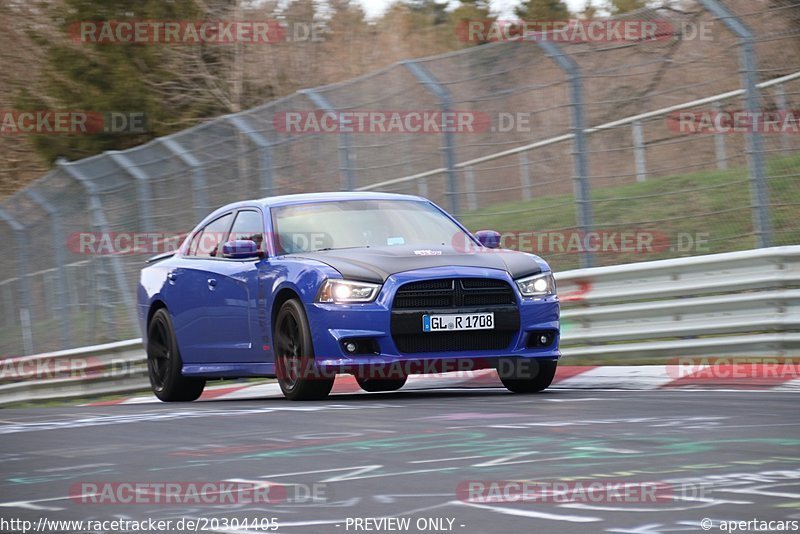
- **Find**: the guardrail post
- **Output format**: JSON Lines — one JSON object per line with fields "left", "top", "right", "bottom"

{"left": 532, "top": 39, "right": 594, "bottom": 268}
{"left": 158, "top": 137, "right": 209, "bottom": 223}
{"left": 0, "top": 208, "right": 33, "bottom": 355}
{"left": 712, "top": 101, "right": 728, "bottom": 170}
{"left": 107, "top": 152, "right": 155, "bottom": 234}
{"left": 402, "top": 60, "right": 461, "bottom": 217}
{"left": 775, "top": 84, "right": 791, "bottom": 155}
{"left": 24, "top": 189, "right": 73, "bottom": 349}
{"left": 57, "top": 158, "right": 139, "bottom": 339}
{"left": 300, "top": 89, "right": 358, "bottom": 191}
{"left": 227, "top": 115, "right": 275, "bottom": 196}
{"left": 519, "top": 153, "right": 532, "bottom": 201}
{"left": 632, "top": 120, "right": 647, "bottom": 182}
{"left": 86, "top": 259, "right": 98, "bottom": 335}
{"left": 698, "top": 0, "right": 771, "bottom": 248}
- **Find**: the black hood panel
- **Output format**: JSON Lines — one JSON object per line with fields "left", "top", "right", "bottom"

{"left": 289, "top": 245, "right": 542, "bottom": 283}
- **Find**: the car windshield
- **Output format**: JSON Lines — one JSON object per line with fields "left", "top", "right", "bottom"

{"left": 271, "top": 200, "right": 471, "bottom": 253}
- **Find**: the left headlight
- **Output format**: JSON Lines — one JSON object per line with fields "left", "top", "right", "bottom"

{"left": 317, "top": 279, "right": 382, "bottom": 304}
{"left": 515, "top": 272, "right": 556, "bottom": 297}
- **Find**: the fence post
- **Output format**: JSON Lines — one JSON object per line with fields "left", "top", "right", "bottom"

{"left": 632, "top": 120, "right": 647, "bottom": 182}
{"left": 56, "top": 158, "right": 139, "bottom": 339}
{"left": 402, "top": 60, "right": 460, "bottom": 217}
{"left": 775, "top": 84, "right": 791, "bottom": 156}
{"left": 227, "top": 115, "right": 275, "bottom": 196}
{"left": 107, "top": 152, "right": 155, "bottom": 234}
{"left": 24, "top": 189, "right": 73, "bottom": 349}
{"left": 300, "top": 89, "right": 358, "bottom": 191}
{"left": 158, "top": 137, "right": 209, "bottom": 223}
{"left": 519, "top": 152, "right": 532, "bottom": 201}
{"left": 698, "top": 0, "right": 771, "bottom": 248}
{"left": 712, "top": 101, "right": 728, "bottom": 170}
{"left": 1, "top": 282, "right": 13, "bottom": 328}
{"left": 533, "top": 39, "right": 594, "bottom": 268}
{"left": 464, "top": 166, "right": 478, "bottom": 211}
{"left": 0, "top": 208, "right": 33, "bottom": 355}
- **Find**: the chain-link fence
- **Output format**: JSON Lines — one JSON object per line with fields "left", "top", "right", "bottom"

{"left": 2, "top": 0, "right": 799, "bottom": 356}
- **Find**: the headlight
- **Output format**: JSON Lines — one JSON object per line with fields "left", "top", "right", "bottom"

{"left": 317, "top": 279, "right": 381, "bottom": 303}
{"left": 516, "top": 272, "right": 556, "bottom": 297}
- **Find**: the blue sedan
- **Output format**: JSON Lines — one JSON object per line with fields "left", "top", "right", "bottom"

{"left": 138, "top": 192, "right": 560, "bottom": 401}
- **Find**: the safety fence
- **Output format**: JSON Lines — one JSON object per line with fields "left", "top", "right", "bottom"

{"left": 1, "top": 0, "right": 799, "bottom": 356}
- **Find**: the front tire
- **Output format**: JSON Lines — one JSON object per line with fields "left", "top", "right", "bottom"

{"left": 147, "top": 308, "right": 206, "bottom": 402}
{"left": 274, "top": 299, "right": 334, "bottom": 400}
{"left": 498, "top": 358, "right": 557, "bottom": 394}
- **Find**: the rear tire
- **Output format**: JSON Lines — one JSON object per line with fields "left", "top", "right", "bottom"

{"left": 356, "top": 376, "right": 407, "bottom": 392}
{"left": 147, "top": 308, "right": 206, "bottom": 402}
{"left": 274, "top": 299, "right": 334, "bottom": 400}
{"left": 498, "top": 358, "right": 557, "bottom": 394}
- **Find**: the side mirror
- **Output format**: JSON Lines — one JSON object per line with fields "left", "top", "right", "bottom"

{"left": 475, "top": 230, "right": 502, "bottom": 249}
{"left": 222, "top": 240, "right": 261, "bottom": 260}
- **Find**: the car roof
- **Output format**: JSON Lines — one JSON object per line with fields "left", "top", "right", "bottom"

{"left": 198, "top": 192, "right": 430, "bottom": 226}
{"left": 257, "top": 191, "right": 425, "bottom": 207}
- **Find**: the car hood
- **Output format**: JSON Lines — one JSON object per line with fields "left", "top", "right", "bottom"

{"left": 288, "top": 245, "right": 543, "bottom": 283}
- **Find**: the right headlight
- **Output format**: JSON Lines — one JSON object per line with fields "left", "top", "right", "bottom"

{"left": 317, "top": 279, "right": 381, "bottom": 304}
{"left": 515, "top": 272, "right": 556, "bottom": 297}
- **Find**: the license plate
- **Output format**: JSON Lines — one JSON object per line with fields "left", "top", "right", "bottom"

{"left": 422, "top": 312, "right": 494, "bottom": 332}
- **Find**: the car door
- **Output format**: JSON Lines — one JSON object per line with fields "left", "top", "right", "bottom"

{"left": 220, "top": 208, "right": 269, "bottom": 363}
{"left": 175, "top": 211, "right": 250, "bottom": 363}
{"left": 168, "top": 215, "right": 234, "bottom": 363}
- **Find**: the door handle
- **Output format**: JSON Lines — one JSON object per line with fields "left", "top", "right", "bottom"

{"left": 167, "top": 272, "right": 177, "bottom": 283}
{"left": 207, "top": 278, "right": 217, "bottom": 289}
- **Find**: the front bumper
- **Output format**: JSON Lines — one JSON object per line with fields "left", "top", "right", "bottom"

{"left": 305, "top": 267, "right": 560, "bottom": 374}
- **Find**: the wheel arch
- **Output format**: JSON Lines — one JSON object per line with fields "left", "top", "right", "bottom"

{"left": 271, "top": 287, "right": 302, "bottom": 333}
{"left": 144, "top": 300, "right": 169, "bottom": 351}
{"left": 147, "top": 299, "right": 168, "bottom": 328}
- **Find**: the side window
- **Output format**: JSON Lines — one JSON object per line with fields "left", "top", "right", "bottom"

{"left": 229, "top": 210, "right": 265, "bottom": 251}
{"left": 195, "top": 213, "right": 233, "bottom": 258}
{"left": 186, "top": 232, "right": 201, "bottom": 256}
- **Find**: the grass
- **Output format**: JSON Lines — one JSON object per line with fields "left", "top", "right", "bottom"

{"left": 460, "top": 152, "right": 800, "bottom": 272}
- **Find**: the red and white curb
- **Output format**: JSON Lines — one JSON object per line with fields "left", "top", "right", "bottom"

{"left": 86, "top": 364, "right": 799, "bottom": 406}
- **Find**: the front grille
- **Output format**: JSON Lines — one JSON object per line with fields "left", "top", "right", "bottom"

{"left": 393, "top": 278, "right": 516, "bottom": 309}
{"left": 393, "top": 331, "right": 515, "bottom": 353}
{"left": 391, "top": 278, "right": 519, "bottom": 354}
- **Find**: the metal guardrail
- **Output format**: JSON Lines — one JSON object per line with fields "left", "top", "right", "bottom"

{"left": 0, "top": 339, "right": 148, "bottom": 406}
{"left": 558, "top": 246, "right": 800, "bottom": 359}
{"left": 1, "top": 246, "right": 799, "bottom": 406}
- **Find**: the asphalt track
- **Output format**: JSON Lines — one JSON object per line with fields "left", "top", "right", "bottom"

{"left": 1, "top": 388, "right": 799, "bottom": 534}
